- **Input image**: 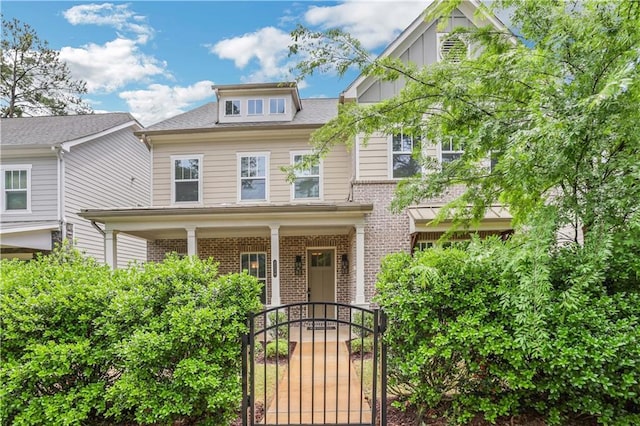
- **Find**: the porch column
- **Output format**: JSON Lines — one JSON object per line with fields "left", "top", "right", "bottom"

{"left": 269, "top": 224, "right": 281, "bottom": 306}
{"left": 105, "top": 229, "right": 118, "bottom": 269}
{"left": 185, "top": 226, "right": 197, "bottom": 256}
{"left": 355, "top": 224, "right": 366, "bottom": 305}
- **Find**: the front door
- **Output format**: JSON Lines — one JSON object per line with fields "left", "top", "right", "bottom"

{"left": 308, "top": 249, "right": 335, "bottom": 318}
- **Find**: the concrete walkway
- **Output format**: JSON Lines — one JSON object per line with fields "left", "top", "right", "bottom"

{"left": 262, "top": 326, "right": 371, "bottom": 424}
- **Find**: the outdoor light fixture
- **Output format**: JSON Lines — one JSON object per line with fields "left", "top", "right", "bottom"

{"left": 341, "top": 254, "right": 349, "bottom": 274}
{"left": 294, "top": 255, "right": 303, "bottom": 276}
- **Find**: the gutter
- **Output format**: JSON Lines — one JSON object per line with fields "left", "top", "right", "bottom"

{"left": 52, "top": 146, "right": 66, "bottom": 238}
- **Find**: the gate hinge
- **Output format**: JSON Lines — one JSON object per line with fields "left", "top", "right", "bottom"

{"left": 245, "top": 395, "right": 251, "bottom": 407}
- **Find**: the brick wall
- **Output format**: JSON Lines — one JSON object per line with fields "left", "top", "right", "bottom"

{"left": 147, "top": 234, "right": 351, "bottom": 313}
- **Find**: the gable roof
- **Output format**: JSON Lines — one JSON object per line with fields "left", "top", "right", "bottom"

{"left": 341, "top": 0, "right": 509, "bottom": 100}
{"left": 0, "top": 113, "right": 141, "bottom": 149}
{"left": 140, "top": 98, "right": 338, "bottom": 135}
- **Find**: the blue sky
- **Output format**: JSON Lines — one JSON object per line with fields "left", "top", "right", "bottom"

{"left": 2, "top": 1, "right": 431, "bottom": 125}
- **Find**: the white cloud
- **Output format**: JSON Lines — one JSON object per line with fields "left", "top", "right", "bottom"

{"left": 209, "top": 27, "right": 296, "bottom": 82}
{"left": 304, "top": 0, "right": 430, "bottom": 49}
{"left": 63, "top": 3, "right": 153, "bottom": 44}
{"left": 60, "top": 38, "right": 166, "bottom": 93}
{"left": 119, "top": 80, "right": 215, "bottom": 126}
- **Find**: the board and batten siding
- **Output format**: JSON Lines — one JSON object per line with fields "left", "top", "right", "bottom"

{"left": 64, "top": 127, "right": 150, "bottom": 267}
{"left": 152, "top": 131, "right": 351, "bottom": 206}
{"left": 1, "top": 155, "right": 58, "bottom": 222}
{"left": 359, "top": 10, "right": 474, "bottom": 103}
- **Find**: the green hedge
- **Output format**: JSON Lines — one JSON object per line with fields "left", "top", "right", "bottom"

{"left": 376, "top": 237, "right": 640, "bottom": 425}
{"left": 1, "top": 246, "right": 262, "bottom": 425}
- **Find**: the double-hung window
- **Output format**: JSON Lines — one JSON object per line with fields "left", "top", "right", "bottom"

{"left": 2, "top": 165, "right": 31, "bottom": 212}
{"left": 248, "top": 99, "right": 263, "bottom": 115}
{"left": 225, "top": 100, "right": 241, "bottom": 116}
{"left": 440, "top": 137, "right": 464, "bottom": 163}
{"left": 391, "top": 132, "right": 422, "bottom": 178}
{"left": 172, "top": 155, "right": 202, "bottom": 203}
{"left": 292, "top": 152, "right": 321, "bottom": 200}
{"left": 238, "top": 153, "right": 268, "bottom": 201}
{"left": 241, "top": 252, "right": 267, "bottom": 303}
{"left": 269, "top": 98, "right": 285, "bottom": 114}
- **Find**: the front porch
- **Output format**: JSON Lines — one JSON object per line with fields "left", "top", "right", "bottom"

{"left": 80, "top": 203, "right": 373, "bottom": 307}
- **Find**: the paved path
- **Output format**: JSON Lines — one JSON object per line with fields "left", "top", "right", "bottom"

{"left": 262, "top": 327, "right": 371, "bottom": 424}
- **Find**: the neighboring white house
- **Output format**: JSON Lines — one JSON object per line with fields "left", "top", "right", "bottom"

{"left": 0, "top": 113, "right": 150, "bottom": 266}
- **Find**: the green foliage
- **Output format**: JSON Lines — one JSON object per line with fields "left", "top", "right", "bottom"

{"left": 265, "top": 339, "right": 289, "bottom": 359}
{"left": 351, "top": 311, "right": 374, "bottom": 337}
{"left": 1, "top": 246, "right": 262, "bottom": 425}
{"left": 267, "top": 311, "right": 289, "bottom": 340}
{"left": 1, "top": 17, "right": 91, "bottom": 117}
{"left": 349, "top": 336, "right": 373, "bottom": 355}
{"left": 376, "top": 238, "right": 640, "bottom": 424}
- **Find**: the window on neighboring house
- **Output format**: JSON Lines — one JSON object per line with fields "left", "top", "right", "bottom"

{"left": 392, "top": 132, "right": 422, "bottom": 178}
{"left": 490, "top": 150, "right": 501, "bottom": 172}
{"left": 437, "top": 33, "right": 469, "bottom": 63}
{"left": 248, "top": 99, "right": 263, "bottom": 115}
{"left": 440, "top": 137, "right": 464, "bottom": 163}
{"left": 269, "top": 98, "right": 285, "bottom": 114}
{"left": 239, "top": 154, "right": 268, "bottom": 201}
{"left": 292, "top": 153, "right": 320, "bottom": 199}
{"left": 241, "top": 252, "right": 267, "bottom": 303}
{"left": 172, "top": 156, "right": 202, "bottom": 203}
{"left": 2, "top": 165, "right": 31, "bottom": 212}
{"left": 225, "top": 100, "right": 241, "bottom": 116}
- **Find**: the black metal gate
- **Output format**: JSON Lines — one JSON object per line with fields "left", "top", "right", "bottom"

{"left": 242, "top": 302, "right": 387, "bottom": 426}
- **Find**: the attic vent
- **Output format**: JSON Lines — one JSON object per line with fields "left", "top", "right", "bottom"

{"left": 437, "top": 33, "right": 469, "bottom": 63}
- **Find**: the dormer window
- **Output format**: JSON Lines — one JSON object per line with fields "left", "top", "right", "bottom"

{"left": 248, "top": 99, "right": 263, "bottom": 115}
{"left": 269, "top": 98, "right": 285, "bottom": 114}
{"left": 225, "top": 100, "right": 241, "bottom": 116}
{"left": 437, "top": 33, "right": 469, "bottom": 63}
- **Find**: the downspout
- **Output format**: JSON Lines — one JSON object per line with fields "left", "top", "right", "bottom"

{"left": 53, "top": 146, "right": 67, "bottom": 242}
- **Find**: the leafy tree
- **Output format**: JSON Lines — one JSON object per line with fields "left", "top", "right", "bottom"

{"left": 1, "top": 17, "right": 91, "bottom": 117}
{"left": 289, "top": 0, "right": 640, "bottom": 241}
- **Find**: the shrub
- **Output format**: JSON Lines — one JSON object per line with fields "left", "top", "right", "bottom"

{"left": 267, "top": 311, "right": 289, "bottom": 340}
{"left": 265, "top": 339, "right": 289, "bottom": 359}
{"left": 375, "top": 237, "right": 640, "bottom": 425}
{"left": 351, "top": 311, "right": 374, "bottom": 337}
{"left": 350, "top": 336, "right": 373, "bottom": 355}
{"left": 0, "top": 247, "right": 263, "bottom": 426}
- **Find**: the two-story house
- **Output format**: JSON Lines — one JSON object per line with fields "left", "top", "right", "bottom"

{"left": 0, "top": 113, "right": 150, "bottom": 265}
{"left": 81, "top": 1, "right": 512, "bottom": 311}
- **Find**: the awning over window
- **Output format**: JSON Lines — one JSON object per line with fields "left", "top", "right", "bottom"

{"left": 407, "top": 205, "right": 512, "bottom": 233}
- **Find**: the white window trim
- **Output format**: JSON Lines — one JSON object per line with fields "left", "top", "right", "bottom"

{"left": 237, "top": 152, "right": 270, "bottom": 203}
{"left": 269, "top": 98, "right": 286, "bottom": 115}
{"left": 247, "top": 99, "right": 264, "bottom": 116}
{"left": 439, "top": 136, "right": 464, "bottom": 164}
{"left": 224, "top": 99, "right": 241, "bottom": 116}
{"left": 1, "top": 164, "right": 32, "bottom": 214}
{"left": 388, "top": 131, "right": 422, "bottom": 180}
{"left": 240, "top": 252, "right": 268, "bottom": 303}
{"left": 170, "top": 154, "right": 203, "bottom": 206}
{"left": 290, "top": 150, "right": 323, "bottom": 201}
{"left": 437, "top": 32, "right": 471, "bottom": 63}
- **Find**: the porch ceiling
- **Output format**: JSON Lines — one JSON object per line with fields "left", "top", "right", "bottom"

{"left": 79, "top": 203, "right": 373, "bottom": 241}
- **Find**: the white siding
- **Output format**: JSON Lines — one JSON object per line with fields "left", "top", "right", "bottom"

{"left": 152, "top": 131, "right": 351, "bottom": 206}
{"left": 64, "top": 127, "right": 150, "bottom": 266}
{"left": 0, "top": 155, "right": 58, "bottom": 222}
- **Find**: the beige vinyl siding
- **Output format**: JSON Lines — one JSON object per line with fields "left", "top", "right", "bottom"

{"left": 64, "top": 127, "right": 150, "bottom": 265}
{"left": 152, "top": 130, "right": 351, "bottom": 205}
{"left": 359, "top": 9, "right": 473, "bottom": 103}
{"left": 1, "top": 155, "right": 58, "bottom": 221}
{"left": 358, "top": 134, "right": 390, "bottom": 180}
